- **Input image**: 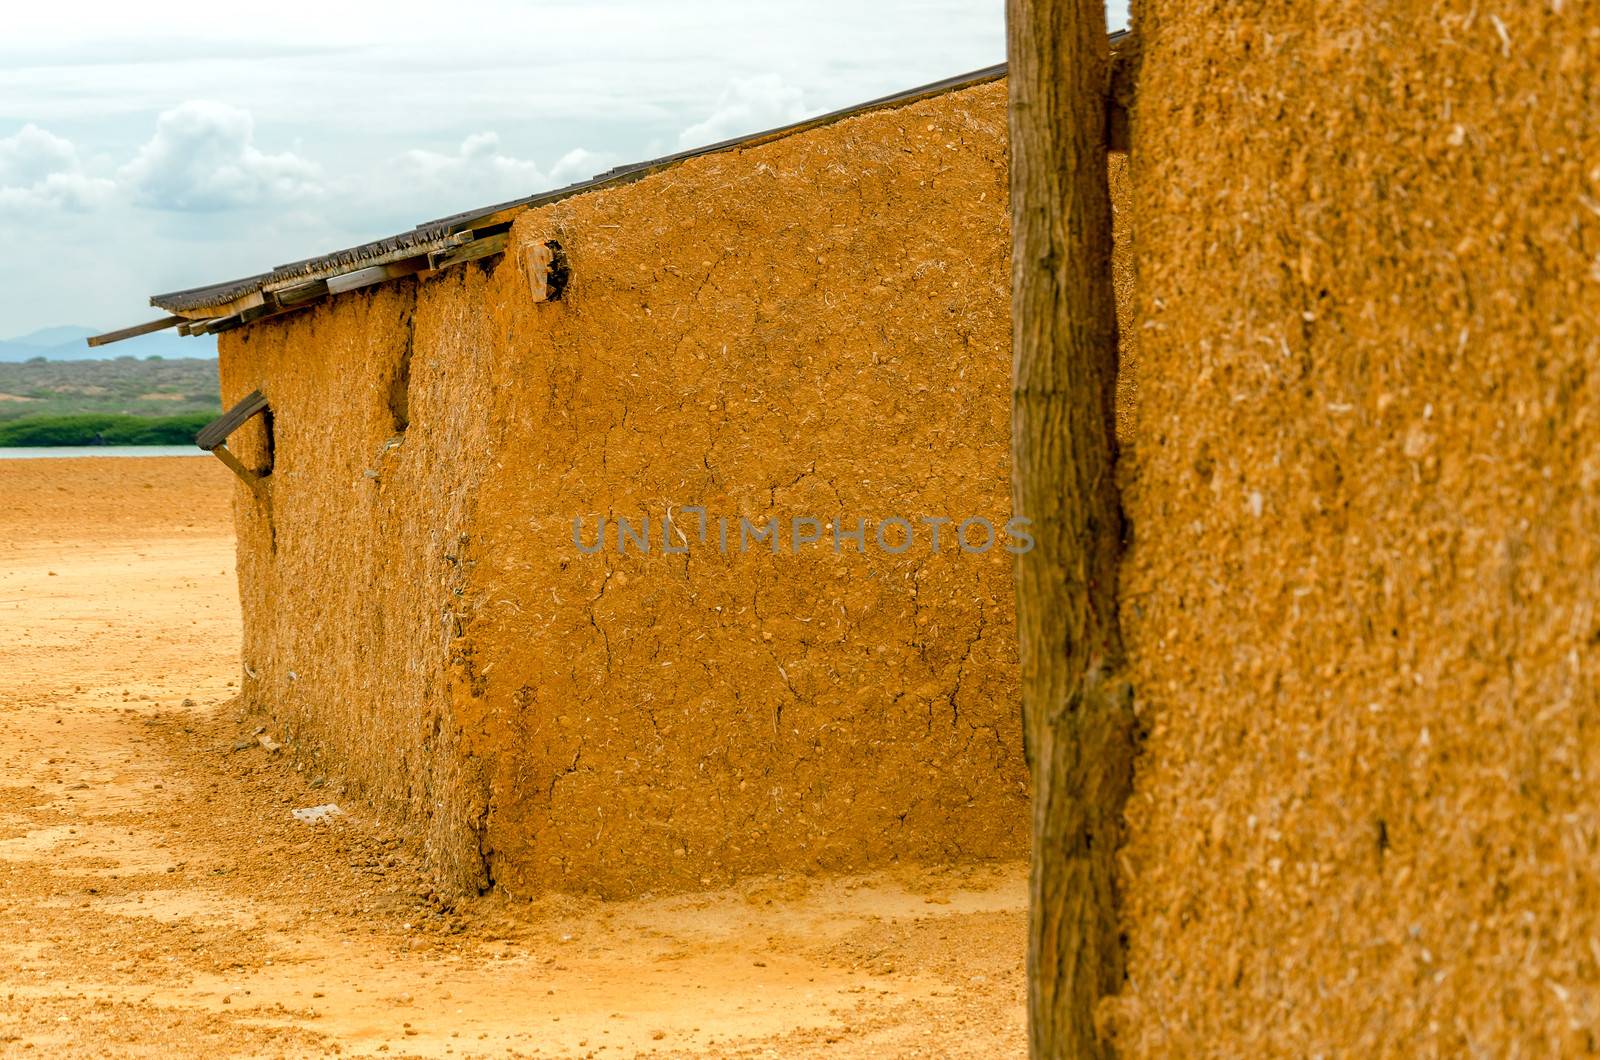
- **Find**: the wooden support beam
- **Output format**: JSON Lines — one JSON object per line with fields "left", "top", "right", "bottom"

{"left": 205, "top": 303, "right": 280, "bottom": 335}
{"left": 197, "top": 389, "right": 269, "bottom": 451}
{"left": 326, "top": 265, "right": 390, "bottom": 296}
{"left": 209, "top": 444, "right": 263, "bottom": 490}
{"left": 167, "top": 253, "right": 428, "bottom": 337}
{"left": 196, "top": 392, "right": 271, "bottom": 499}
{"left": 428, "top": 231, "right": 510, "bottom": 271}
{"left": 173, "top": 290, "right": 264, "bottom": 322}
{"left": 86, "top": 316, "right": 184, "bottom": 348}
{"left": 271, "top": 278, "right": 330, "bottom": 306}
{"left": 327, "top": 257, "right": 428, "bottom": 296}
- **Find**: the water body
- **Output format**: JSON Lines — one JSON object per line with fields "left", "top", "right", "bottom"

{"left": 0, "top": 446, "right": 205, "bottom": 460}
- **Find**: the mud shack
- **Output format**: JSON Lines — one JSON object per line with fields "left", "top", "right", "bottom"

{"left": 100, "top": 66, "right": 1138, "bottom": 898}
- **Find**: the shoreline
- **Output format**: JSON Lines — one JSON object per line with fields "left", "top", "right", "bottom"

{"left": 0, "top": 444, "right": 207, "bottom": 459}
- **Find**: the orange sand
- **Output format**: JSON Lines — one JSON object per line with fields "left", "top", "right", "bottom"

{"left": 0, "top": 456, "right": 1026, "bottom": 1057}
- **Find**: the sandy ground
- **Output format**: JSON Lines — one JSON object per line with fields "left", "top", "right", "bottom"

{"left": 0, "top": 457, "right": 1026, "bottom": 1058}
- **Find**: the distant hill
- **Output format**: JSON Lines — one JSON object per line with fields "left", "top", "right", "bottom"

{"left": 9, "top": 325, "right": 97, "bottom": 348}
{"left": 0, "top": 324, "right": 217, "bottom": 363}
{"left": 0, "top": 356, "right": 220, "bottom": 423}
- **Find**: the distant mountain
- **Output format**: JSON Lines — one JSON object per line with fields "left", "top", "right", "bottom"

{"left": 9, "top": 325, "right": 97, "bottom": 347}
{"left": 0, "top": 325, "right": 216, "bottom": 363}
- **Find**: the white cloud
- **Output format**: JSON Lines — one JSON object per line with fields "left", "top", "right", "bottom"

{"left": 400, "top": 131, "right": 545, "bottom": 194}
{"left": 677, "top": 74, "right": 810, "bottom": 150}
{"left": 0, "top": 124, "right": 114, "bottom": 212}
{"left": 0, "top": 124, "right": 74, "bottom": 185}
{"left": 120, "top": 101, "right": 321, "bottom": 211}
{"left": 396, "top": 134, "right": 617, "bottom": 204}
{"left": 548, "top": 147, "right": 618, "bottom": 186}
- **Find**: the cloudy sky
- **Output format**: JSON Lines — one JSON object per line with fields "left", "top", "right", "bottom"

{"left": 0, "top": 0, "right": 1129, "bottom": 339}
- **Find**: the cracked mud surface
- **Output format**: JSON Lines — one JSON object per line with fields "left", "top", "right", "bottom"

{"left": 0, "top": 457, "right": 1025, "bottom": 1057}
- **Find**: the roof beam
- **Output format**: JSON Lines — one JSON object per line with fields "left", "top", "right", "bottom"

{"left": 85, "top": 315, "right": 185, "bottom": 348}
{"left": 428, "top": 231, "right": 509, "bottom": 270}
{"left": 327, "top": 257, "right": 428, "bottom": 296}
{"left": 270, "top": 278, "right": 329, "bottom": 306}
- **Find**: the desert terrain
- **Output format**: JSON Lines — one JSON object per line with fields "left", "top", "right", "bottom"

{"left": 0, "top": 456, "right": 1025, "bottom": 1058}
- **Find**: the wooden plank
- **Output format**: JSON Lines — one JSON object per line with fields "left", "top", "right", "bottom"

{"left": 203, "top": 303, "right": 278, "bottom": 335}
{"left": 175, "top": 289, "right": 265, "bottom": 321}
{"left": 268, "top": 229, "right": 470, "bottom": 294}
{"left": 270, "top": 278, "right": 329, "bottom": 307}
{"left": 326, "top": 257, "right": 427, "bottom": 296}
{"left": 326, "top": 265, "right": 389, "bottom": 295}
{"left": 442, "top": 205, "right": 523, "bottom": 236}
{"left": 85, "top": 316, "right": 185, "bottom": 348}
{"left": 196, "top": 389, "right": 269, "bottom": 451}
{"left": 428, "top": 231, "right": 510, "bottom": 271}
{"left": 175, "top": 293, "right": 325, "bottom": 339}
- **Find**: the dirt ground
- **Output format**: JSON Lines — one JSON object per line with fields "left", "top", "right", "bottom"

{"left": 0, "top": 457, "right": 1026, "bottom": 1058}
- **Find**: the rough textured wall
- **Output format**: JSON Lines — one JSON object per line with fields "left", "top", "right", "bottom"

{"left": 1109, "top": 4, "right": 1600, "bottom": 1054}
{"left": 221, "top": 79, "right": 1134, "bottom": 900}
{"left": 218, "top": 81, "right": 1027, "bottom": 897}
{"left": 220, "top": 278, "right": 501, "bottom": 892}
{"left": 462, "top": 80, "right": 1028, "bottom": 897}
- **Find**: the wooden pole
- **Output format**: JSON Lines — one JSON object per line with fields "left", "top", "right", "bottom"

{"left": 1007, "top": 3, "right": 1137, "bottom": 1057}
{"left": 85, "top": 316, "right": 184, "bottom": 348}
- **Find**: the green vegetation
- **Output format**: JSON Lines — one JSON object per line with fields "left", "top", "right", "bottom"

{"left": 0, "top": 412, "right": 215, "bottom": 447}
{"left": 0, "top": 357, "right": 220, "bottom": 424}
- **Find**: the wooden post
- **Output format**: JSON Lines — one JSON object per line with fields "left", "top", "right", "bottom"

{"left": 1007, "top": 3, "right": 1137, "bottom": 1057}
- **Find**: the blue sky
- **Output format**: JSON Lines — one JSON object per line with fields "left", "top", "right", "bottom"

{"left": 0, "top": 1, "right": 1129, "bottom": 339}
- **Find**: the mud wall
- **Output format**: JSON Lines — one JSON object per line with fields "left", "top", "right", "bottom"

{"left": 1107, "top": 3, "right": 1600, "bottom": 1053}
{"left": 220, "top": 276, "right": 502, "bottom": 890}
{"left": 460, "top": 79, "right": 1027, "bottom": 897}
{"left": 220, "top": 80, "right": 1141, "bottom": 897}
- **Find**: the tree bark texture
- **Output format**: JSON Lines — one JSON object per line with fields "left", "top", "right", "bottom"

{"left": 1007, "top": 5, "right": 1137, "bottom": 1058}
